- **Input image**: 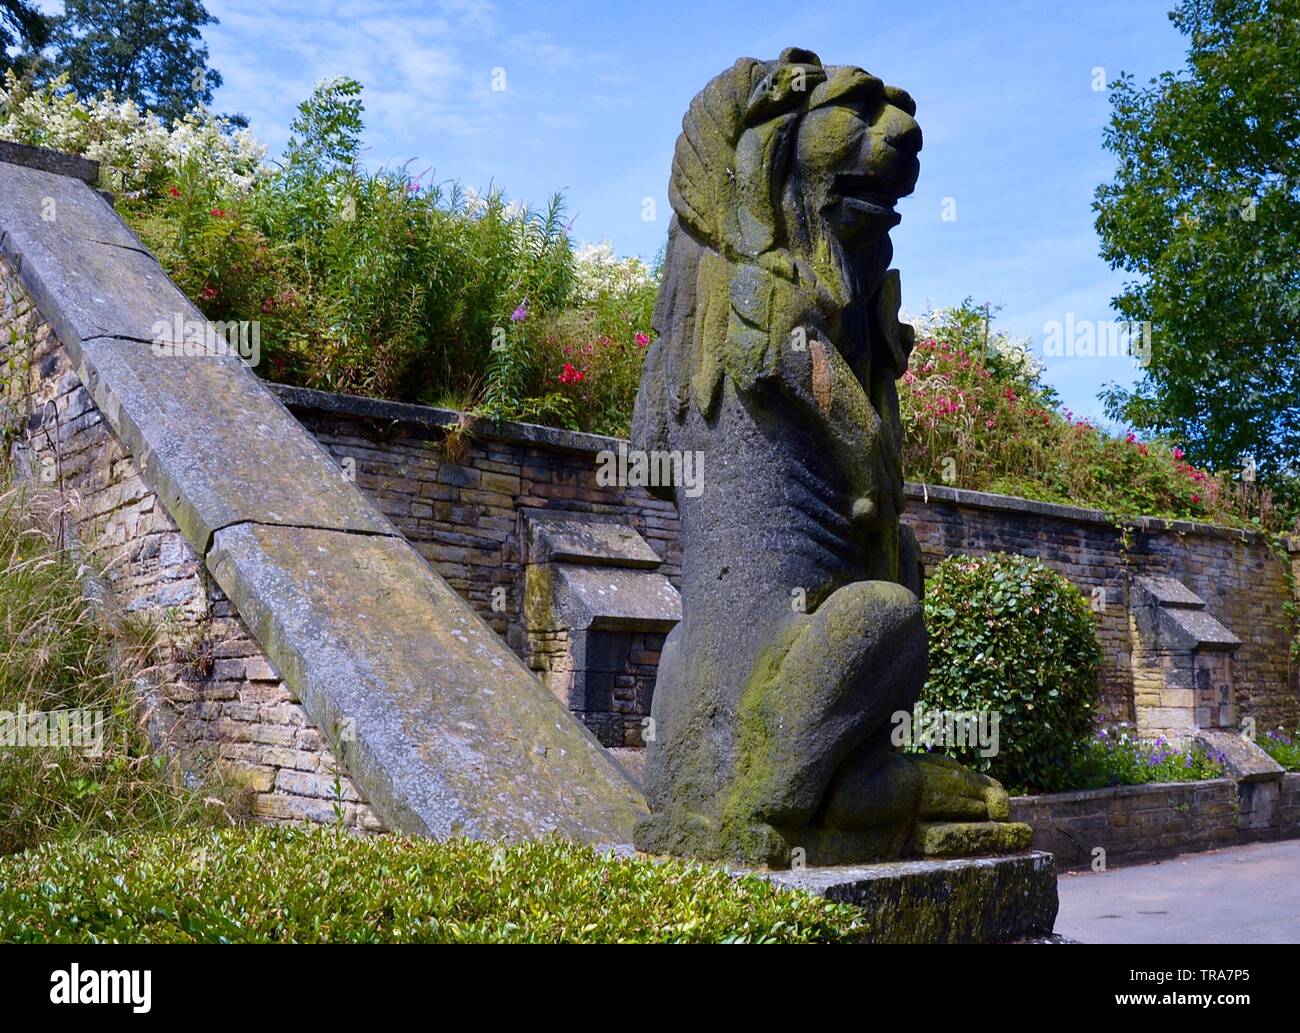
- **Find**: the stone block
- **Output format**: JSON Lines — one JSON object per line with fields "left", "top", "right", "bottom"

{"left": 756, "top": 851, "right": 1057, "bottom": 943}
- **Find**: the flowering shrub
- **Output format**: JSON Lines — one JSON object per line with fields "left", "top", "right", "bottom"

{"left": 900, "top": 302, "right": 1277, "bottom": 528}
{"left": 920, "top": 553, "right": 1102, "bottom": 794}
{"left": 0, "top": 71, "right": 264, "bottom": 197}
{"left": 521, "top": 241, "right": 659, "bottom": 436}
{"left": 1062, "top": 719, "right": 1227, "bottom": 789}
{"left": 1258, "top": 727, "right": 1300, "bottom": 772}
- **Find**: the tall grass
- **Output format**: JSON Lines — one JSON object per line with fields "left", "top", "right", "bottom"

{"left": 0, "top": 485, "right": 238, "bottom": 854}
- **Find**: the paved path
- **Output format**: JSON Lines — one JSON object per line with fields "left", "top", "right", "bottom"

{"left": 1055, "top": 839, "right": 1300, "bottom": 943}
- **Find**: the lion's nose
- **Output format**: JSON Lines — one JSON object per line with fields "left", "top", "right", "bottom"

{"left": 882, "top": 107, "right": 923, "bottom": 158}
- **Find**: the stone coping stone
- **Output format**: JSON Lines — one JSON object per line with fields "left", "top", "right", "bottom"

{"left": 1012, "top": 778, "right": 1233, "bottom": 808}
{"left": 752, "top": 850, "right": 1058, "bottom": 943}
{"left": 272, "top": 383, "right": 623, "bottom": 457}
{"left": 0, "top": 141, "right": 100, "bottom": 184}
{"left": 1194, "top": 730, "right": 1285, "bottom": 783}
{"left": 532, "top": 563, "right": 682, "bottom": 631}
{"left": 1134, "top": 575, "right": 1206, "bottom": 609}
{"left": 524, "top": 511, "right": 663, "bottom": 568}
{"left": 66, "top": 336, "right": 397, "bottom": 549}
{"left": 208, "top": 521, "right": 648, "bottom": 844}
{"left": 0, "top": 161, "right": 398, "bottom": 549}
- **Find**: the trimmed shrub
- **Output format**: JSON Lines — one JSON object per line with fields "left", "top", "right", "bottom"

{"left": 919, "top": 552, "right": 1101, "bottom": 793}
{"left": 0, "top": 827, "right": 866, "bottom": 943}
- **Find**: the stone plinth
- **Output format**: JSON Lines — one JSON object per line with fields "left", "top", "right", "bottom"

{"left": 755, "top": 851, "right": 1058, "bottom": 943}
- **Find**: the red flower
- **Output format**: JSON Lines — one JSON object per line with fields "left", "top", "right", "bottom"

{"left": 167, "top": 186, "right": 181, "bottom": 198}
{"left": 210, "top": 208, "right": 226, "bottom": 218}
{"left": 201, "top": 284, "right": 219, "bottom": 300}
{"left": 557, "top": 362, "right": 586, "bottom": 385}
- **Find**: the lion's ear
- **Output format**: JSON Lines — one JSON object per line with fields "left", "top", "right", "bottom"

{"left": 779, "top": 46, "right": 821, "bottom": 66}
{"left": 745, "top": 62, "right": 826, "bottom": 125}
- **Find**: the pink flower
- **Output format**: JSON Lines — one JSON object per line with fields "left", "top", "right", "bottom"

{"left": 635, "top": 332, "right": 650, "bottom": 347}
{"left": 201, "top": 284, "right": 219, "bottom": 300}
{"left": 1173, "top": 447, "right": 1185, "bottom": 460}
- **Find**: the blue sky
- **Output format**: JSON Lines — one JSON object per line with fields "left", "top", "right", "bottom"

{"left": 42, "top": 0, "right": 1192, "bottom": 423}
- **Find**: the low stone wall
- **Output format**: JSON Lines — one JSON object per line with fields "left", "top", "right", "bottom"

{"left": 1010, "top": 772, "right": 1300, "bottom": 870}
{"left": 274, "top": 386, "right": 1300, "bottom": 737}
{"left": 907, "top": 484, "right": 1299, "bottom": 732}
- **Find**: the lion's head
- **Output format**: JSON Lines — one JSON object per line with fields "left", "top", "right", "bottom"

{"left": 639, "top": 48, "right": 921, "bottom": 438}
{"left": 669, "top": 46, "right": 921, "bottom": 262}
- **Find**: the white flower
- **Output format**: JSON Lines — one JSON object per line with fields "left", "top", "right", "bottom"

{"left": 0, "top": 71, "right": 267, "bottom": 197}
{"left": 571, "top": 240, "right": 652, "bottom": 304}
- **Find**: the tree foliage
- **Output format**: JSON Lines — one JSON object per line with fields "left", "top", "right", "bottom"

{"left": 1094, "top": 0, "right": 1300, "bottom": 490}
{"left": 0, "top": 0, "right": 50, "bottom": 76}
{"left": 44, "top": 0, "right": 222, "bottom": 123}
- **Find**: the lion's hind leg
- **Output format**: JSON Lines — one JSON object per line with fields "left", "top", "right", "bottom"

{"left": 718, "top": 579, "right": 925, "bottom": 858}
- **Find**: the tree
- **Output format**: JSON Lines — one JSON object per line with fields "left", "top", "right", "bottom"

{"left": 44, "top": 0, "right": 223, "bottom": 123}
{"left": 1094, "top": 0, "right": 1300, "bottom": 488}
{"left": 0, "top": 0, "right": 51, "bottom": 76}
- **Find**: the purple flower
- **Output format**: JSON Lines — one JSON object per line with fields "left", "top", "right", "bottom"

{"left": 511, "top": 301, "right": 528, "bottom": 323}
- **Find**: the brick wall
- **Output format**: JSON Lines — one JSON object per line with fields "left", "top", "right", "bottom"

{"left": 1, "top": 257, "right": 383, "bottom": 832}
{"left": 277, "top": 387, "right": 1300, "bottom": 736}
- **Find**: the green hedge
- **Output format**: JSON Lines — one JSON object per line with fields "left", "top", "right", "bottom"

{"left": 920, "top": 552, "right": 1102, "bottom": 793}
{"left": 0, "top": 827, "right": 865, "bottom": 943}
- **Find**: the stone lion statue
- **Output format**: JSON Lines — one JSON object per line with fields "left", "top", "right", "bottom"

{"left": 633, "top": 48, "right": 1029, "bottom": 865}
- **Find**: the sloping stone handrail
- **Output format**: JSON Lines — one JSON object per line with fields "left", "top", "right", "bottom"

{"left": 0, "top": 145, "right": 647, "bottom": 844}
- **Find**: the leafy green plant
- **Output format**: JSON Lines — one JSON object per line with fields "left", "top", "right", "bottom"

{"left": 1060, "top": 719, "right": 1226, "bottom": 789}
{"left": 1257, "top": 726, "right": 1300, "bottom": 772}
{"left": 920, "top": 552, "right": 1102, "bottom": 794}
{"left": 0, "top": 826, "right": 867, "bottom": 943}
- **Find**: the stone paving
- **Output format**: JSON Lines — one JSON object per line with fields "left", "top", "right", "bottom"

{"left": 1056, "top": 839, "right": 1300, "bottom": 943}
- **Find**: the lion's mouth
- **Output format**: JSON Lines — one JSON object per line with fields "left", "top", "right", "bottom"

{"left": 834, "top": 174, "right": 903, "bottom": 215}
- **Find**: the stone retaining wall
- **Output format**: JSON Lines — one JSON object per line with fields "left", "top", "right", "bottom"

{"left": 1010, "top": 772, "right": 1300, "bottom": 870}
{"left": 274, "top": 386, "right": 1300, "bottom": 735}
